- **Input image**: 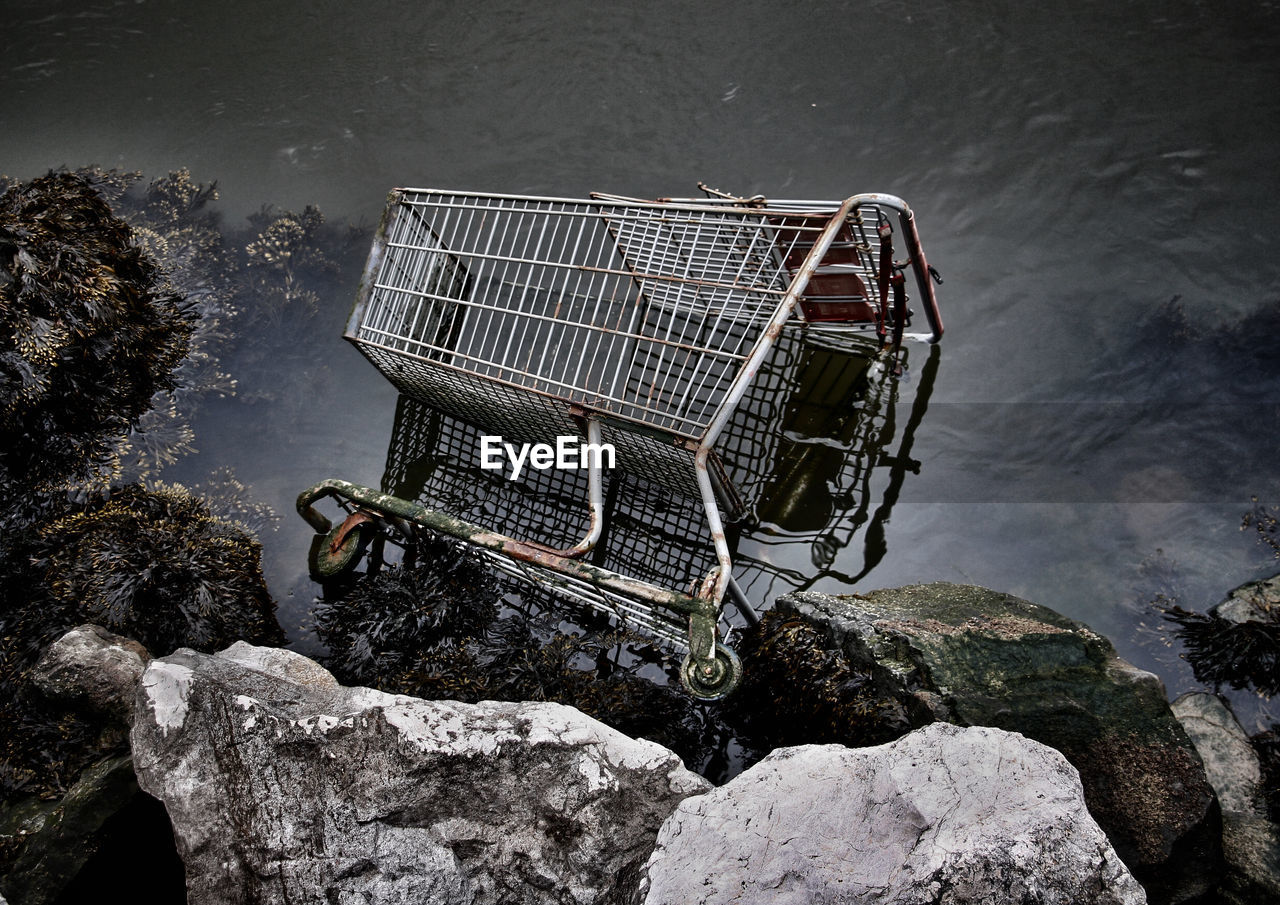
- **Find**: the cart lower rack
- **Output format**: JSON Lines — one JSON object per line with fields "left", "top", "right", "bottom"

{"left": 299, "top": 186, "right": 942, "bottom": 698}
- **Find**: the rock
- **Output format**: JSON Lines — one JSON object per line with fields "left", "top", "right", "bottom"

{"left": 1213, "top": 573, "right": 1280, "bottom": 625}
{"left": 131, "top": 642, "right": 710, "bottom": 905}
{"left": 637, "top": 722, "right": 1146, "bottom": 905}
{"left": 778, "top": 584, "right": 1220, "bottom": 905}
{"left": 1172, "top": 693, "right": 1280, "bottom": 905}
{"left": 30, "top": 624, "right": 151, "bottom": 724}
{"left": 1172, "top": 694, "right": 1261, "bottom": 815}
{"left": 1217, "top": 815, "right": 1280, "bottom": 905}
{"left": 0, "top": 754, "right": 139, "bottom": 905}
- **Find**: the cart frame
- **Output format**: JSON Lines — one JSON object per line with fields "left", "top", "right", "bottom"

{"left": 301, "top": 188, "right": 942, "bottom": 698}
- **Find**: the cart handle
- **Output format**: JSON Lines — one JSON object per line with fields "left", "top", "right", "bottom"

{"left": 887, "top": 198, "right": 944, "bottom": 345}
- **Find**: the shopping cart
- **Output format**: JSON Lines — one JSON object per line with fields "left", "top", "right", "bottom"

{"left": 297, "top": 185, "right": 942, "bottom": 698}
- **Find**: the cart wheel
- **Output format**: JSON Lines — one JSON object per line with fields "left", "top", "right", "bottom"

{"left": 680, "top": 643, "right": 742, "bottom": 700}
{"left": 309, "top": 521, "right": 373, "bottom": 580}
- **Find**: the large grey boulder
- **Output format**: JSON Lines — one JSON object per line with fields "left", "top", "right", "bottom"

{"left": 637, "top": 722, "right": 1145, "bottom": 905}
{"left": 131, "top": 641, "right": 710, "bottom": 905}
{"left": 777, "top": 584, "right": 1219, "bottom": 905}
{"left": 1172, "top": 693, "right": 1280, "bottom": 905}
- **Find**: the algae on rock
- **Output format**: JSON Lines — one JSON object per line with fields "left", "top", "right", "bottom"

{"left": 777, "top": 582, "right": 1220, "bottom": 905}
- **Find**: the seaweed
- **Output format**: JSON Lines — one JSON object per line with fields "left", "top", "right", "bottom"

{"left": 313, "top": 538, "right": 713, "bottom": 770}
{"left": 1161, "top": 605, "right": 1280, "bottom": 698}
{"left": 0, "top": 482, "right": 282, "bottom": 799}
{"left": 311, "top": 538, "right": 918, "bottom": 780}
{"left": 313, "top": 533, "right": 497, "bottom": 685}
{"left": 32, "top": 483, "right": 283, "bottom": 654}
{"left": 724, "top": 610, "right": 909, "bottom": 752}
{"left": 1243, "top": 497, "right": 1280, "bottom": 560}
{"left": 241, "top": 204, "right": 336, "bottom": 326}
{"left": 0, "top": 171, "right": 195, "bottom": 496}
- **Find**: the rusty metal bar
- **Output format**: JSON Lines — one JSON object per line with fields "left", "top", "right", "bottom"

{"left": 296, "top": 478, "right": 718, "bottom": 619}
{"left": 689, "top": 196, "right": 865, "bottom": 606}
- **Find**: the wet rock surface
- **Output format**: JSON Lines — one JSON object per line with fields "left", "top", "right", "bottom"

{"left": 1, "top": 626, "right": 155, "bottom": 904}
{"left": 126, "top": 637, "right": 1159, "bottom": 905}
{"left": 1172, "top": 693, "right": 1280, "bottom": 905}
{"left": 777, "top": 583, "right": 1220, "bottom": 905}
{"left": 131, "top": 641, "right": 710, "bottom": 905}
{"left": 636, "top": 722, "right": 1146, "bottom": 905}
{"left": 1213, "top": 574, "right": 1280, "bottom": 626}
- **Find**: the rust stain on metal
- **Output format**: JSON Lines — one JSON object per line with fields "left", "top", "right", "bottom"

{"left": 330, "top": 510, "right": 376, "bottom": 553}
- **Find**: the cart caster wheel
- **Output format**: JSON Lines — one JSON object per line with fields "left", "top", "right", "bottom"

{"left": 309, "top": 521, "right": 373, "bottom": 580}
{"left": 680, "top": 643, "right": 742, "bottom": 701}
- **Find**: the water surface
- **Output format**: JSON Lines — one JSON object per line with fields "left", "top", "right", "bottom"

{"left": 4, "top": 0, "right": 1278, "bottom": 720}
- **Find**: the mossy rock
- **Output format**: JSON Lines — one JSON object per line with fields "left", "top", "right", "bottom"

{"left": 778, "top": 582, "right": 1222, "bottom": 905}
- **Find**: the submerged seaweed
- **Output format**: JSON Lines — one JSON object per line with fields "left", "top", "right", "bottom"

{"left": 0, "top": 168, "right": 302, "bottom": 803}
{"left": 312, "top": 535, "right": 913, "bottom": 780}
{"left": 1161, "top": 605, "right": 1280, "bottom": 698}
{"left": 313, "top": 535, "right": 715, "bottom": 767}
{"left": 313, "top": 533, "right": 498, "bottom": 685}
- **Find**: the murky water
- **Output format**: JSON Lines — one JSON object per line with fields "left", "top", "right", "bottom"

{"left": 4, "top": 0, "right": 1279, "bottom": 720}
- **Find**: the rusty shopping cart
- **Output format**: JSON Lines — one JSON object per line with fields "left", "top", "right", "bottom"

{"left": 297, "top": 185, "right": 942, "bottom": 698}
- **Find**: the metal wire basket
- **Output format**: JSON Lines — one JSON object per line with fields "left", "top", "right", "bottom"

{"left": 297, "top": 186, "right": 942, "bottom": 698}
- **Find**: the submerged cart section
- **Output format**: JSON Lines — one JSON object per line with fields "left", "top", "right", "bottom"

{"left": 302, "top": 187, "right": 942, "bottom": 698}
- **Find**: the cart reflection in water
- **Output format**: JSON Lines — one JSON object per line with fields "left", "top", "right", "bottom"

{"left": 296, "top": 187, "right": 943, "bottom": 698}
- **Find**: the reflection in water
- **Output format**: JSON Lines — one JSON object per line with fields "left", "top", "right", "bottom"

{"left": 374, "top": 328, "right": 939, "bottom": 636}
{"left": 730, "top": 335, "right": 940, "bottom": 603}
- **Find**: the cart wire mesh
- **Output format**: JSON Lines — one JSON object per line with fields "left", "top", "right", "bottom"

{"left": 365, "top": 196, "right": 889, "bottom": 417}
{"left": 373, "top": 329, "right": 935, "bottom": 650}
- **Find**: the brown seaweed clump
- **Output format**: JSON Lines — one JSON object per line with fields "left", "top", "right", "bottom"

{"left": 0, "top": 482, "right": 282, "bottom": 798}
{"left": 727, "top": 610, "right": 910, "bottom": 751}
{"left": 0, "top": 171, "right": 194, "bottom": 496}
{"left": 313, "top": 533, "right": 499, "bottom": 684}
{"left": 33, "top": 483, "right": 283, "bottom": 655}
{"left": 1161, "top": 605, "right": 1280, "bottom": 698}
